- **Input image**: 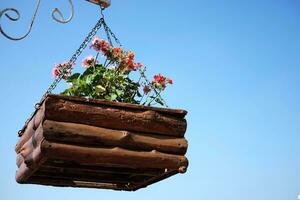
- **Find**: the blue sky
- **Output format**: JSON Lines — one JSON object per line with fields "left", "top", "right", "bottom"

{"left": 0, "top": 0, "right": 299, "bottom": 200}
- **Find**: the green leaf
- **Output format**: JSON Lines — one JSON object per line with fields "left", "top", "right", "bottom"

{"left": 95, "top": 85, "right": 106, "bottom": 93}
{"left": 86, "top": 74, "right": 94, "bottom": 85}
{"left": 66, "top": 73, "right": 80, "bottom": 83}
{"left": 110, "top": 93, "right": 118, "bottom": 101}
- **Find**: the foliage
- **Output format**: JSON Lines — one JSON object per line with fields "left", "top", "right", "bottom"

{"left": 52, "top": 37, "right": 173, "bottom": 106}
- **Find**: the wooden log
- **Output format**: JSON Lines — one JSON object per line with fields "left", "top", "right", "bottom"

{"left": 15, "top": 105, "right": 45, "bottom": 153}
{"left": 43, "top": 120, "right": 188, "bottom": 155}
{"left": 16, "top": 145, "right": 48, "bottom": 183}
{"left": 16, "top": 162, "right": 34, "bottom": 183}
{"left": 43, "top": 96, "right": 187, "bottom": 137}
{"left": 24, "top": 144, "right": 46, "bottom": 168}
{"left": 42, "top": 161, "right": 164, "bottom": 176}
{"left": 19, "top": 123, "right": 44, "bottom": 159}
{"left": 16, "top": 161, "right": 44, "bottom": 183}
{"left": 27, "top": 177, "right": 127, "bottom": 190}
{"left": 34, "top": 170, "right": 145, "bottom": 184}
{"left": 41, "top": 140, "right": 188, "bottom": 170}
{"left": 50, "top": 94, "right": 187, "bottom": 118}
{"left": 16, "top": 154, "right": 23, "bottom": 168}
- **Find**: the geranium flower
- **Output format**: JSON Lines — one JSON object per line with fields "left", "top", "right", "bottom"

{"left": 127, "top": 51, "right": 135, "bottom": 60}
{"left": 82, "top": 56, "right": 98, "bottom": 68}
{"left": 168, "top": 79, "right": 173, "bottom": 85}
{"left": 151, "top": 74, "right": 173, "bottom": 89}
{"left": 111, "top": 47, "right": 123, "bottom": 61}
{"left": 52, "top": 62, "right": 73, "bottom": 79}
{"left": 52, "top": 65, "right": 60, "bottom": 78}
{"left": 90, "top": 36, "right": 111, "bottom": 55}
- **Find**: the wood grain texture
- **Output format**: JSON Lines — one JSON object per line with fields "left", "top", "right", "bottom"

{"left": 15, "top": 94, "right": 188, "bottom": 190}
{"left": 43, "top": 120, "right": 188, "bottom": 155}
{"left": 27, "top": 177, "right": 127, "bottom": 190}
{"left": 41, "top": 140, "right": 188, "bottom": 170}
{"left": 47, "top": 94, "right": 187, "bottom": 117}
{"left": 15, "top": 105, "right": 45, "bottom": 153}
{"left": 44, "top": 95, "right": 187, "bottom": 137}
{"left": 19, "top": 123, "right": 44, "bottom": 160}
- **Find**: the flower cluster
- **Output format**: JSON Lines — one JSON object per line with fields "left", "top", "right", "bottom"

{"left": 52, "top": 62, "right": 73, "bottom": 79}
{"left": 152, "top": 74, "right": 173, "bottom": 90}
{"left": 91, "top": 38, "right": 143, "bottom": 73}
{"left": 54, "top": 36, "right": 173, "bottom": 107}
{"left": 90, "top": 36, "right": 111, "bottom": 55}
{"left": 82, "top": 56, "right": 98, "bottom": 68}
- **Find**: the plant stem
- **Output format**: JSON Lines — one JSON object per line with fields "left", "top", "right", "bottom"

{"left": 147, "top": 90, "right": 162, "bottom": 106}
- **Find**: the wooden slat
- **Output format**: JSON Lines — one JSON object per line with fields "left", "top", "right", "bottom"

{"left": 41, "top": 140, "right": 188, "bottom": 170}
{"left": 24, "top": 144, "right": 46, "bottom": 168}
{"left": 19, "top": 123, "right": 44, "bottom": 160}
{"left": 43, "top": 120, "right": 188, "bottom": 155}
{"left": 48, "top": 94, "right": 187, "bottom": 117}
{"left": 27, "top": 177, "right": 127, "bottom": 190}
{"left": 16, "top": 154, "right": 23, "bottom": 168}
{"left": 15, "top": 105, "right": 45, "bottom": 152}
{"left": 43, "top": 160, "right": 165, "bottom": 177}
{"left": 44, "top": 96, "right": 187, "bottom": 137}
{"left": 34, "top": 170, "right": 145, "bottom": 184}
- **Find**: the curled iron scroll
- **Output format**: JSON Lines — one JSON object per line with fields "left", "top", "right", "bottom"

{"left": 0, "top": 0, "right": 74, "bottom": 41}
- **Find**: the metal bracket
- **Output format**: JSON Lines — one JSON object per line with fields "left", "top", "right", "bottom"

{"left": 0, "top": 0, "right": 110, "bottom": 41}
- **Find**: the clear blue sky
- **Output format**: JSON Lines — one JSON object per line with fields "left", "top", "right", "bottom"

{"left": 0, "top": 0, "right": 299, "bottom": 200}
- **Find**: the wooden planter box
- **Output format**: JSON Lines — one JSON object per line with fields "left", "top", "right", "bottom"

{"left": 15, "top": 94, "right": 188, "bottom": 191}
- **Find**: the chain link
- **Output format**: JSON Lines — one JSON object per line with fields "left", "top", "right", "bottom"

{"left": 102, "top": 20, "right": 122, "bottom": 47}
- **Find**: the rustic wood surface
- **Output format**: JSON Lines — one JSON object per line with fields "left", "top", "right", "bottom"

{"left": 40, "top": 164, "right": 160, "bottom": 177}
{"left": 15, "top": 105, "right": 44, "bottom": 152}
{"left": 48, "top": 94, "right": 187, "bottom": 117}
{"left": 44, "top": 96, "right": 187, "bottom": 137}
{"left": 41, "top": 140, "right": 188, "bottom": 170}
{"left": 16, "top": 154, "right": 23, "bottom": 168}
{"left": 19, "top": 123, "right": 44, "bottom": 159}
{"left": 16, "top": 94, "right": 189, "bottom": 190}
{"left": 26, "top": 177, "right": 127, "bottom": 190}
{"left": 43, "top": 120, "right": 188, "bottom": 155}
{"left": 34, "top": 170, "right": 145, "bottom": 184}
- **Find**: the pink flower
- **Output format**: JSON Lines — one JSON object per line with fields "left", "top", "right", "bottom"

{"left": 52, "top": 62, "right": 73, "bottom": 79}
{"left": 90, "top": 36, "right": 111, "bottom": 55}
{"left": 82, "top": 56, "right": 98, "bottom": 68}
{"left": 52, "top": 65, "right": 60, "bottom": 78}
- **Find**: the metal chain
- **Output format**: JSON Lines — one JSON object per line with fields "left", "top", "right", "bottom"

{"left": 103, "top": 21, "right": 113, "bottom": 46}
{"left": 18, "top": 15, "right": 105, "bottom": 136}
{"left": 44, "top": 18, "right": 104, "bottom": 97}
{"left": 104, "top": 21, "right": 122, "bottom": 47}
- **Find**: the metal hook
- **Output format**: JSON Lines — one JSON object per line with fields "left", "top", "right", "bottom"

{"left": 0, "top": 0, "right": 41, "bottom": 41}
{"left": 52, "top": 0, "right": 74, "bottom": 24}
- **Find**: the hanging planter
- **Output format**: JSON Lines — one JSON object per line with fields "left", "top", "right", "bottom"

{"left": 13, "top": 0, "right": 189, "bottom": 191}
{"left": 15, "top": 94, "right": 188, "bottom": 190}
